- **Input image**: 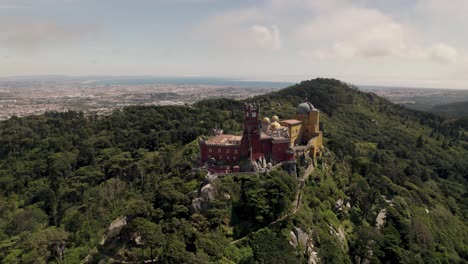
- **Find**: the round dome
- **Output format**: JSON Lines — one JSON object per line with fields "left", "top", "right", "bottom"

{"left": 270, "top": 121, "right": 281, "bottom": 130}
{"left": 262, "top": 117, "right": 270, "bottom": 123}
{"left": 297, "top": 102, "right": 316, "bottom": 114}
{"left": 271, "top": 115, "right": 279, "bottom": 122}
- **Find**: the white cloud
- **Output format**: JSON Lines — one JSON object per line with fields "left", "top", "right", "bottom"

{"left": 427, "top": 43, "right": 459, "bottom": 63}
{"left": 267, "top": 0, "right": 356, "bottom": 12}
{"left": 0, "top": 18, "right": 99, "bottom": 52}
{"left": 249, "top": 25, "right": 281, "bottom": 50}
{"left": 193, "top": 8, "right": 281, "bottom": 51}
{"left": 416, "top": 0, "right": 468, "bottom": 24}
{"left": 297, "top": 7, "right": 408, "bottom": 59}
{"left": 295, "top": 4, "right": 464, "bottom": 64}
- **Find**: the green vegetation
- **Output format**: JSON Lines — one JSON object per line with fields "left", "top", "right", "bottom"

{"left": 0, "top": 78, "right": 466, "bottom": 263}
{"left": 431, "top": 100, "right": 468, "bottom": 118}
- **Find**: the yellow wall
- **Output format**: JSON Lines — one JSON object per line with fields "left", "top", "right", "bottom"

{"left": 310, "top": 111, "right": 320, "bottom": 133}
{"left": 280, "top": 121, "right": 302, "bottom": 147}
{"left": 296, "top": 109, "right": 323, "bottom": 157}
{"left": 290, "top": 123, "right": 301, "bottom": 146}
{"left": 307, "top": 132, "right": 323, "bottom": 158}
{"left": 296, "top": 110, "right": 321, "bottom": 143}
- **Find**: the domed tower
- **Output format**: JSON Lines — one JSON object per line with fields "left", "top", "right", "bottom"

{"left": 261, "top": 117, "right": 270, "bottom": 133}
{"left": 296, "top": 100, "right": 320, "bottom": 143}
{"left": 270, "top": 121, "right": 282, "bottom": 130}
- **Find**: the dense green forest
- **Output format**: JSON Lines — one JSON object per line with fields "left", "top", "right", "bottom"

{"left": 0, "top": 79, "right": 467, "bottom": 263}
{"left": 430, "top": 101, "right": 468, "bottom": 118}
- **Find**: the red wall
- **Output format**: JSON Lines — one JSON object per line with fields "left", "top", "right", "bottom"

{"left": 271, "top": 141, "right": 289, "bottom": 162}
{"left": 200, "top": 143, "right": 241, "bottom": 164}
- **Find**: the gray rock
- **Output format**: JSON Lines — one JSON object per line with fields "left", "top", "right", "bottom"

{"left": 294, "top": 227, "right": 309, "bottom": 249}
{"left": 191, "top": 197, "right": 205, "bottom": 213}
{"left": 336, "top": 199, "right": 343, "bottom": 207}
{"left": 100, "top": 216, "right": 127, "bottom": 245}
{"left": 191, "top": 182, "right": 217, "bottom": 213}
{"left": 200, "top": 184, "right": 215, "bottom": 201}
{"left": 375, "top": 208, "right": 387, "bottom": 229}
{"left": 307, "top": 247, "right": 319, "bottom": 264}
{"left": 329, "top": 225, "right": 346, "bottom": 246}
{"left": 289, "top": 227, "right": 321, "bottom": 264}
{"left": 336, "top": 199, "right": 344, "bottom": 211}
{"left": 131, "top": 233, "right": 143, "bottom": 246}
{"left": 289, "top": 231, "right": 298, "bottom": 248}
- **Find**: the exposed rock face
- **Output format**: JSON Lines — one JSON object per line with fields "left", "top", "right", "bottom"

{"left": 132, "top": 234, "right": 142, "bottom": 246}
{"left": 308, "top": 249, "right": 320, "bottom": 264}
{"left": 375, "top": 208, "right": 387, "bottom": 229}
{"left": 250, "top": 157, "right": 270, "bottom": 172}
{"left": 289, "top": 231, "right": 298, "bottom": 248}
{"left": 295, "top": 227, "right": 309, "bottom": 248}
{"left": 191, "top": 198, "right": 206, "bottom": 212}
{"left": 191, "top": 177, "right": 218, "bottom": 213}
{"left": 100, "top": 216, "right": 127, "bottom": 245}
{"left": 289, "top": 227, "right": 320, "bottom": 264}
{"left": 49, "top": 240, "right": 66, "bottom": 262}
{"left": 336, "top": 199, "right": 344, "bottom": 211}
{"left": 329, "top": 225, "right": 346, "bottom": 247}
{"left": 200, "top": 183, "right": 215, "bottom": 200}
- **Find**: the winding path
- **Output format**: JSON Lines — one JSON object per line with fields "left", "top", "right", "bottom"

{"left": 231, "top": 162, "right": 315, "bottom": 245}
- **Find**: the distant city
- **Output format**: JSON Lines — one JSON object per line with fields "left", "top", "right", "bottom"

{"left": 0, "top": 76, "right": 291, "bottom": 121}
{"left": 1, "top": 76, "right": 468, "bottom": 121}
{"left": 359, "top": 85, "right": 468, "bottom": 112}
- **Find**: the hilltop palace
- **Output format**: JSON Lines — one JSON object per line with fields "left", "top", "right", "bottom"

{"left": 199, "top": 101, "right": 323, "bottom": 176}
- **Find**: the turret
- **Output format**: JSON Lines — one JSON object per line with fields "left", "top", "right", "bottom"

{"left": 296, "top": 100, "right": 320, "bottom": 143}
{"left": 243, "top": 103, "right": 260, "bottom": 133}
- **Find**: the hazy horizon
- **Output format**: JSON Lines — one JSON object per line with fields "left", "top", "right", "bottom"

{"left": 1, "top": 74, "right": 467, "bottom": 90}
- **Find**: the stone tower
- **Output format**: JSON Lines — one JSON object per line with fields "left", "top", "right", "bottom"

{"left": 295, "top": 101, "right": 320, "bottom": 143}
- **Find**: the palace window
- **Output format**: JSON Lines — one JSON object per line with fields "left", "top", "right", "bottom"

{"left": 218, "top": 148, "right": 221, "bottom": 153}
{"left": 226, "top": 149, "right": 230, "bottom": 153}
{"left": 234, "top": 149, "right": 238, "bottom": 154}
{"left": 209, "top": 148, "right": 212, "bottom": 153}
{"left": 227, "top": 156, "right": 230, "bottom": 159}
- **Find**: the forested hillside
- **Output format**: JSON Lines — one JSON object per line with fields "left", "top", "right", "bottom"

{"left": 431, "top": 101, "right": 468, "bottom": 118}
{"left": 0, "top": 79, "right": 466, "bottom": 263}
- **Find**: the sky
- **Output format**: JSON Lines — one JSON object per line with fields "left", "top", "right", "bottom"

{"left": 0, "top": 0, "right": 467, "bottom": 88}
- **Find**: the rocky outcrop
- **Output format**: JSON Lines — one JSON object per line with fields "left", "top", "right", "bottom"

{"left": 100, "top": 216, "right": 127, "bottom": 245}
{"left": 375, "top": 208, "right": 387, "bottom": 229}
{"left": 49, "top": 240, "right": 66, "bottom": 262}
{"left": 190, "top": 175, "right": 218, "bottom": 213}
{"left": 289, "top": 227, "right": 320, "bottom": 264}
{"left": 329, "top": 225, "right": 346, "bottom": 247}
{"left": 251, "top": 157, "right": 271, "bottom": 172}
{"left": 200, "top": 184, "right": 215, "bottom": 200}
